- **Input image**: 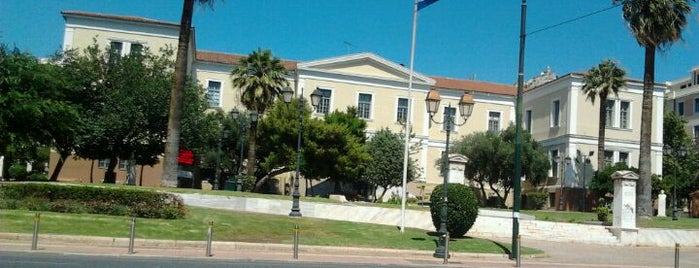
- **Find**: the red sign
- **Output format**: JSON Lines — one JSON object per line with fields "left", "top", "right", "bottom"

{"left": 178, "top": 149, "right": 195, "bottom": 165}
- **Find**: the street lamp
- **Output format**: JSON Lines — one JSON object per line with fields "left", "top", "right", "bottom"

{"left": 282, "top": 86, "right": 321, "bottom": 218}
{"left": 581, "top": 151, "right": 594, "bottom": 212}
{"left": 230, "top": 109, "right": 258, "bottom": 191}
{"left": 214, "top": 128, "right": 230, "bottom": 190}
{"left": 425, "top": 87, "right": 474, "bottom": 259}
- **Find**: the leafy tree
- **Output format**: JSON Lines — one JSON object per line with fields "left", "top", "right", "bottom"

{"left": 231, "top": 49, "right": 289, "bottom": 177}
{"left": 364, "top": 128, "right": 418, "bottom": 202}
{"left": 451, "top": 125, "right": 549, "bottom": 207}
{"left": 0, "top": 45, "right": 81, "bottom": 180}
{"left": 62, "top": 43, "right": 175, "bottom": 183}
{"left": 613, "top": 0, "right": 694, "bottom": 217}
{"left": 255, "top": 98, "right": 310, "bottom": 192}
{"left": 163, "top": 0, "right": 217, "bottom": 187}
{"left": 662, "top": 111, "right": 697, "bottom": 208}
{"left": 581, "top": 59, "right": 626, "bottom": 170}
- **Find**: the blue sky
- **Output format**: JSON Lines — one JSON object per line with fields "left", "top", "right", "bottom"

{"left": 1, "top": 0, "right": 698, "bottom": 85}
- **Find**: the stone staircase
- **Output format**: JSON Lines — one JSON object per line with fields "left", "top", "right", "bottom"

{"left": 519, "top": 220, "right": 619, "bottom": 245}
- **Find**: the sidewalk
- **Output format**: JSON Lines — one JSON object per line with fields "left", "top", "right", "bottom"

{"left": 2, "top": 232, "right": 698, "bottom": 268}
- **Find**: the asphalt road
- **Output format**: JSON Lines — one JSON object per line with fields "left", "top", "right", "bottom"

{"left": 0, "top": 251, "right": 427, "bottom": 268}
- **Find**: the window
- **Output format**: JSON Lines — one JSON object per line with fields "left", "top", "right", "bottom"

{"left": 98, "top": 159, "right": 109, "bottom": 169}
{"left": 488, "top": 111, "right": 501, "bottom": 132}
{"left": 619, "top": 101, "right": 630, "bottom": 129}
{"left": 694, "top": 98, "right": 699, "bottom": 113}
{"left": 118, "top": 160, "right": 129, "bottom": 171}
{"left": 316, "top": 89, "right": 331, "bottom": 115}
{"left": 618, "top": 152, "right": 629, "bottom": 165}
{"left": 357, "top": 93, "right": 372, "bottom": 119}
{"left": 206, "top": 81, "right": 222, "bottom": 107}
{"left": 605, "top": 100, "right": 615, "bottom": 128}
{"left": 443, "top": 106, "right": 456, "bottom": 131}
{"left": 109, "top": 41, "right": 123, "bottom": 63}
{"left": 130, "top": 43, "right": 143, "bottom": 55}
{"left": 678, "top": 102, "right": 685, "bottom": 116}
{"left": 551, "top": 100, "right": 560, "bottom": 127}
{"left": 525, "top": 109, "right": 532, "bottom": 134}
{"left": 396, "top": 98, "right": 409, "bottom": 123}
{"left": 550, "top": 150, "right": 559, "bottom": 179}
{"left": 604, "top": 151, "right": 614, "bottom": 167}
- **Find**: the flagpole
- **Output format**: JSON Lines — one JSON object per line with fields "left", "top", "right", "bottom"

{"left": 400, "top": 0, "right": 420, "bottom": 233}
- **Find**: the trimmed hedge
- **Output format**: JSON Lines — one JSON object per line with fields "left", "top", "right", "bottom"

{"left": 0, "top": 183, "right": 186, "bottom": 219}
{"left": 429, "top": 183, "right": 479, "bottom": 237}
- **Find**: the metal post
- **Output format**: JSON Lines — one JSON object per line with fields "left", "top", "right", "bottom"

{"left": 214, "top": 130, "right": 223, "bottom": 190}
{"left": 31, "top": 213, "right": 40, "bottom": 250}
{"left": 434, "top": 105, "right": 451, "bottom": 259}
{"left": 128, "top": 217, "right": 136, "bottom": 254}
{"left": 673, "top": 164, "right": 678, "bottom": 221}
{"left": 516, "top": 235, "right": 522, "bottom": 267}
{"left": 236, "top": 121, "right": 245, "bottom": 191}
{"left": 675, "top": 243, "right": 680, "bottom": 268}
{"left": 205, "top": 221, "right": 213, "bottom": 257}
{"left": 511, "top": 0, "right": 527, "bottom": 259}
{"left": 293, "top": 224, "right": 300, "bottom": 259}
{"left": 290, "top": 90, "right": 304, "bottom": 217}
{"left": 582, "top": 158, "right": 587, "bottom": 212}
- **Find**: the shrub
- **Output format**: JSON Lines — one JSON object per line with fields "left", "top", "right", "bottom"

{"left": 8, "top": 164, "right": 29, "bottom": 181}
{"left": 0, "top": 183, "right": 186, "bottom": 219}
{"left": 239, "top": 175, "right": 256, "bottom": 192}
{"left": 429, "top": 183, "right": 479, "bottom": 237}
{"left": 595, "top": 198, "right": 611, "bottom": 223}
{"left": 524, "top": 192, "right": 548, "bottom": 210}
{"left": 28, "top": 173, "right": 48, "bottom": 181}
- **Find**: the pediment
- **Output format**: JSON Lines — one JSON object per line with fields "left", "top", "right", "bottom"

{"left": 448, "top": 153, "right": 469, "bottom": 164}
{"left": 298, "top": 52, "right": 434, "bottom": 84}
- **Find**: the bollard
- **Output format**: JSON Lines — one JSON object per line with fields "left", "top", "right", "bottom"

{"left": 293, "top": 224, "right": 300, "bottom": 259}
{"left": 516, "top": 235, "right": 521, "bottom": 267}
{"left": 205, "top": 221, "right": 214, "bottom": 257}
{"left": 128, "top": 217, "right": 136, "bottom": 254}
{"left": 443, "top": 232, "right": 449, "bottom": 264}
{"left": 31, "top": 213, "right": 40, "bottom": 250}
{"left": 675, "top": 243, "right": 679, "bottom": 268}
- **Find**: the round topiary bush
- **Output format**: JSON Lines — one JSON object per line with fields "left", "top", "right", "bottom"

{"left": 429, "top": 183, "right": 479, "bottom": 238}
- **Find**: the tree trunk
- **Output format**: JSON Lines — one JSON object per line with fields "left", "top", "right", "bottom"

{"left": 103, "top": 156, "right": 118, "bottom": 183}
{"left": 89, "top": 159, "right": 94, "bottom": 183}
{"left": 252, "top": 166, "right": 288, "bottom": 193}
{"left": 637, "top": 46, "right": 656, "bottom": 218}
{"left": 378, "top": 187, "right": 388, "bottom": 202}
{"left": 162, "top": 0, "right": 195, "bottom": 188}
{"left": 246, "top": 123, "right": 257, "bottom": 177}
{"left": 597, "top": 94, "right": 608, "bottom": 171}
{"left": 49, "top": 152, "right": 69, "bottom": 181}
{"left": 139, "top": 165, "right": 144, "bottom": 186}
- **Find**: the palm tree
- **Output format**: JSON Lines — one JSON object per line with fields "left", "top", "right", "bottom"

{"left": 163, "top": 0, "right": 215, "bottom": 187}
{"left": 232, "top": 49, "right": 289, "bottom": 176}
{"left": 581, "top": 60, "right": 626, "bottom": 171}
{"left": 614, "top": 0, "right": 694, "bottom": 217}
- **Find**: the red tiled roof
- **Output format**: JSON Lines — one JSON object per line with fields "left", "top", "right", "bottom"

{"left": 61, "top": 11, "right": 180, "bottom": 28}
{"left": 196, "top": 50, "right": 298, "bottom": 70}
{"left": 431, "top": 76, "right": 516, "bottom": 96}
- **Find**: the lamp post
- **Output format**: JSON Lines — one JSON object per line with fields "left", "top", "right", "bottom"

{"left": 214, "top": 128, "right": 230, "bottom": 190}
{"left": 560, "top": 156, "right": 571, "bottom": 211}
{"left": 230, "top": 109, "right": 258, "bottom": 191}
{"left": 663, "top": 145, "right": 685, "bottom": 221}
{"left": 425, "top": 87, "right": 474, "bottom": 259}
{"left": 282, "top": 86, "right": 321, "bottom": 218}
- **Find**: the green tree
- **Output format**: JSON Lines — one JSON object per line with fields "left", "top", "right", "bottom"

{"left": 451, "top": 125, "right": 549, "bottom": 207}
{"left": 63, "top": 43, "right": 175, "bottom": 183}
{"left": 429, "top": 183, "right": 479, "bottom": 237}
{"left": 163, "top": 0, "right": 217, "bottom": 187}
{"left": 0, "top": 45, "right": 81, "bottom": 181}
{"left": 231, "top": 49, "right": 289, "bottom": 177}
{"left": 581, "top": 59, "right": 627, "bottom": 170}
{"left": 613, "top": 0, "right": 694, "bottom": 217}
{"left": 663, "top": 111, "right": 697, "bottom": 208}
{"left": 364, "top": 128, "right": 418, "bottom": 202}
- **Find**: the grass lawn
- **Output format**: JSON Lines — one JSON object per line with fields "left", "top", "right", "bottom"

{"left": 522, "top": 209, "right": 699, "bottom": 229}
{"left": 0, "top": 207, "right": 542, "bottom": 255}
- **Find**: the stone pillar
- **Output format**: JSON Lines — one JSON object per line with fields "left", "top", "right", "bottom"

{"left": 610, "top": 170, "right": 639, "bottom": 245}
{"left": 657, "top": 190, "right": 667, "bottom": 217}
{"left": 447, "top": 154, "right": 469, "bottom": 184}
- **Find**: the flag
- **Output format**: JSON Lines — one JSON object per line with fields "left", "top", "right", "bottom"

{"left": 417, "top": 0, "right": 439, "bottom": 11}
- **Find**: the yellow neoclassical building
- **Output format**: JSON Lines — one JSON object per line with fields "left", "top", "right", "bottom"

{"left": 53, "top": 10, "right": 675, "bottom": 209}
